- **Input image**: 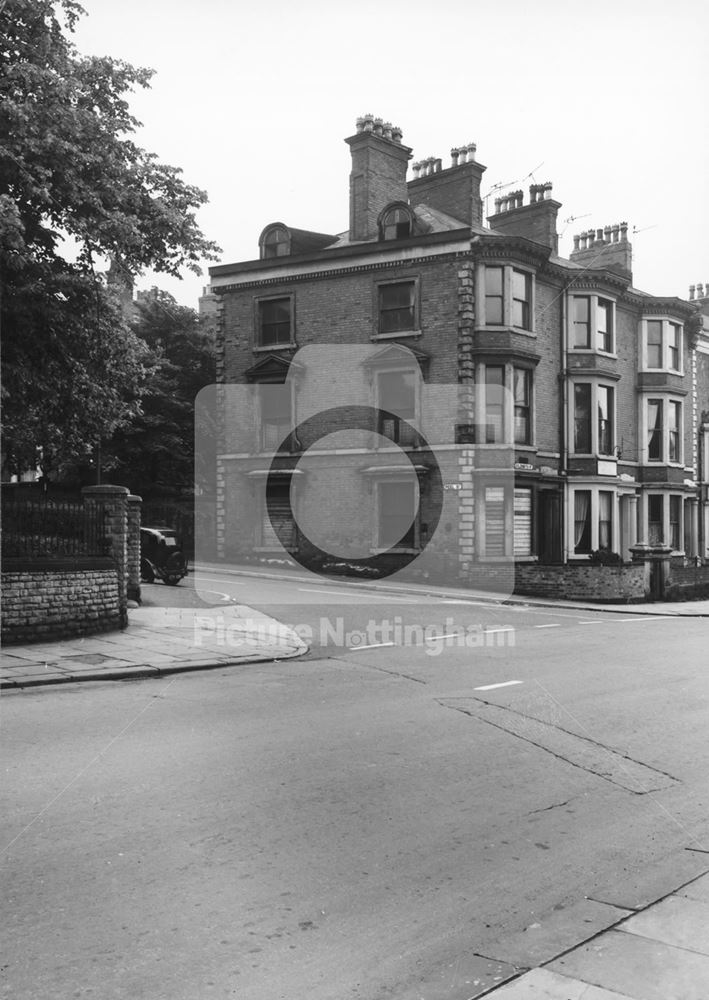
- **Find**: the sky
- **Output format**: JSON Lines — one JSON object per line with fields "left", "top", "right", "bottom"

{"left": 72, "top": 0, "right": 709, "bottom": 310}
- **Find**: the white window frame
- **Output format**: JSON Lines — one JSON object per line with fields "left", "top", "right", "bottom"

{"left": 643, "top": 491, "right": 684, "bottom": 553}
{"left": 257, "top": 381, "right": 295, "bottom": 453}
{"left": 568, "top": 292, "right": 617, "bottom": 355}
{"left": 640, "top": 394, "right": 684, "bottom": 466}
{"left": 568, "top": 379, "right": 617, "bottom": 457}
{"left": 568, "top": 485, "right": 619, "bottom": 558}
{"left": 475, "top": 362, "right": 535, "bottom": 446}
{"left": 640, "top": 317, "right": 684, "bottom": 373}
{"left": 374, "top": 367, "right": 421, "bottom": 449}
{"left": 254, "top": 294, "right": 295, "bottom": 350}
{"left": 477, "top": 263, "right": 535, "bottom": 333}
{"left": 374, "top": 277, "right": 420, "bottom": 339}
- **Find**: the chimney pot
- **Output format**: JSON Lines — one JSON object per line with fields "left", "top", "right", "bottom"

{"left": 620, "top": 222, "right": 628, "bottom": 240}
{"left": 460, "top": 148, "right": 468, "bottom": 165}
{"left": 543, "top": 182, "right": 552, "bottom": 200}
{"left": 373, "top": 117, "right": 384, "bottom": 135}
{"left": 689, "top": 285, "right": 696, "bottom": 300}
{"left": 466, "top": 143, "right": 477, "bottom": 161}
{"left": 412, "top": 161, "right": 421, "bottom": 179}
{"left": 573, "top": 235, "right": 580, "bottom": 251}
{"left": 603, "top": 226, "right": 612, "bottom": 242}
{"left": 362, "top": 113, "right": 374, "bottom": 132}
{"left": 434, "top": 157, "right": 442, "bottom": 173}
{"left": 383, "top": 121, "right": 393, "bottom": 139}
{"left": 699, "top": 283, "right": 705, "bottom": 298}
{"left": 494, "top": 197, "right": 501, "bottom": 213}
{"left": 451, "top": 147, "right": 459, "bottom": 167}
{"left": 356, "top": 116, "right": 365, "bottom": 133}
{"left": 392, "top": 125, "right": 403, "bottom": 143}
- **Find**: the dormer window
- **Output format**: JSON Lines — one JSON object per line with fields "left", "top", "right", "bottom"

{"left": 260, "top": 224, "right": 290, "bottom": 259}
{"left": 379, "top": 204, "right": 413, "bottom": 241}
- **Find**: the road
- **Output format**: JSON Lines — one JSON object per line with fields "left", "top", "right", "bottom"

{"left": 2, "top": 568, "right": 708, "bottom": 999}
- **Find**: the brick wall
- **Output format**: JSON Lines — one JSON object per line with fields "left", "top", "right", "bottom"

{"left": 1, "top": 561, "right": 121, "bottom": 644}
{"left": 513, "top": 561, "right": 646, "bottom": 601}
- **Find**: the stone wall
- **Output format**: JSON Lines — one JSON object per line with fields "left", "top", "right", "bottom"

{"left": 513, "top": 561, "right": 646, "bottom": 602}
{"left": 1, "top": 559, "right": 121, "bottom": 643}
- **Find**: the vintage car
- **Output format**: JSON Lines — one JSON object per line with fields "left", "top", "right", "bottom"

{"left": 140, "top": 526, "right": 189, "bottom": 586}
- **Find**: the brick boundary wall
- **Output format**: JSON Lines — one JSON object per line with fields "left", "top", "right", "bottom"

{"left": 513, "top": 562, "right": 647, "bottom": 602}
{"left": 1, "top": 559, "right": 121, "bottom": 644}
{"left": 666, "top": 556, "right": 709, "bottom": 599}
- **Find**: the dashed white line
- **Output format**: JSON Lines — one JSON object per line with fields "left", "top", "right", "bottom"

{"left": 534, "top": 623, "right": 561, "bottom": 629}
{"left": 578, "top": 620, "right": 603, "bottom": 625}
{"left": 474, "top": 680, "right": 523, "bottom": 691}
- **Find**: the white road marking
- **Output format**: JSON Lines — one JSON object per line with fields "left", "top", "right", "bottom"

{"left": 613, "top": 616, "right": 673, "bottom": 623}
{"left": 483, "top": 627, "right": 515, "bottom": 633}
{"left": 441, "top": 599, "right": 490, "bottom": 606}
{"left": 534, "top": 623, "right": 561, "bottom": 628}
{"left": 194, "top": 578, "right": 246, "bottom": 587}
{"left": 578, "top": 620, "right": 603, "bottom": 625}
{"left": 299, "top": 587, "right": 419, "bottom": 601}
{"left": 474, "top": 680, "right": 523, "bottom": 691}
{"left": 347, "top": 642, "right": 397, "bottom": 651}
{"left": 424, "top": 632, "right": 461, "bottom": 641}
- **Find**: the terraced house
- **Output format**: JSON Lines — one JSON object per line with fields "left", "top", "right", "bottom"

{"left": 206, "top": 115, "right": 709, "bottom": 600}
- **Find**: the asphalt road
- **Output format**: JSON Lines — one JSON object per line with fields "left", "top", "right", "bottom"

{"left": 2, "top": 569, "right": 708, "bottom": 999}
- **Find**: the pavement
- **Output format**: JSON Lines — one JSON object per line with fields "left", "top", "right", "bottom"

{"left": 3, "top": 564, "right": 708, "bottom": 999}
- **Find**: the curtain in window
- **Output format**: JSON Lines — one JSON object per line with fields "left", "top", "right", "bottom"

{"left": 574, "top": 491, "right": 591, "bottom": 552}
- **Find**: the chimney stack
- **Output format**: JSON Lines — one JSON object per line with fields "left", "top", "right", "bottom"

{"left": 486, "top": 182, "right": 561, "bottom": 253}
{"left": 407, "top": 139, "right": 486, "bottom": 227}
{"left": 569, "top": 221, "right": 632, "bottom": 277}
{"left": 346, "top": 114, "right": 412, "bottom": 241}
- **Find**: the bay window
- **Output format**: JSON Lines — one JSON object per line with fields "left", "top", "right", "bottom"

{"left": 478, "top": 362, "right": 534, "bottom": 446}
{"left": 642, "top": 396, "right": 683, "bottom": 464}
{"left": 641, "top": 317, "right": 683, "bottom": 372}
{"left": 569, "top": 293, "right": 615, "bottom": 353}
{"left": 571, "top": 381, "right": 615, "bottom": 456}
{"left": 480, "top": 264, "right": 534, "bottom": 331}
{"left": 571, "top": 487, "right": 617, "bottom": 556}
{"left": 644, "top": 493, "right": 684, "bottom": 551}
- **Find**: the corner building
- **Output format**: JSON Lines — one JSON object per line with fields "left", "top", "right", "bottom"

{"left": 209, "top": 115, "right": 709, "bottom": 599}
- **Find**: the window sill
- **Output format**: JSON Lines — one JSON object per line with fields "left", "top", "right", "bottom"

{"left": 253, "top": 343, "right": 297, "bottom": 353}
{"left": 371, "top": 330, "right": 422, "bottom": 340}
{"left": 477, "top": 325, "right": 536, "bottom": 337}
{"left": 370, "top": 546, "right": 420, "bottom": 555}
{"left": 568, "top": 348, "right": 618, "bottom": 359}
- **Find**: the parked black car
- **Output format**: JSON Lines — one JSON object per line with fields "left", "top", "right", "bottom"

{"left": 140, "top": 526, "right": 189, "bottom": 586}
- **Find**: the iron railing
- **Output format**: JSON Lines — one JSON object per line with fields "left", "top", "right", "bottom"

{"left": 1, "top": 500, "right": 110, "bottom": 559}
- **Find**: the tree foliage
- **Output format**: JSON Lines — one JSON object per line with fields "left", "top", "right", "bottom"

{"left": 102, "top": 289, "right": 216, "bottom": 498}
{"left": 0, "top": 0, "right": 220, "bottom": 474}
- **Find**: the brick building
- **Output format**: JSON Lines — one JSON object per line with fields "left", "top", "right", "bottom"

{"left": 205, "top": 115, "right": 709, "bottom": 598}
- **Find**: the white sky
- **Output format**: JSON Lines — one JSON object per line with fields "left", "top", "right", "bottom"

{"left": 72, "top": 0, "right": 708, "bottom": 309}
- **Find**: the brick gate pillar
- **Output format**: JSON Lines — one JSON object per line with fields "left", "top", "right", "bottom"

{"left": 82, "top": 485, "right": 130, "bottom": 627}
{"left": 127, "top": 494, "right": 142, "bottom": 604}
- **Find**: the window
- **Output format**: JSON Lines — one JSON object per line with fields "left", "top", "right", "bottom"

{"left": 484, "top": 486, "right": 506, "bottom": 556}
{"left": 380, "top": 206, "right": 412, "bottom": 240}
{"left": 481, "top": 264, "right": 534, "bottom": 331}
{"left": 262, "top": 226, "right": 290, "bottom": 259}
{"left": 597, "top": 385, "right": 613, "bottom": 456}
{"left": 598, "top": 491, "right": 613, "bottom": 550}
{"left": 571, "top": 382, "right": 615, "bottom": 455}
{"left": 644, "top": 397, "right": 682, "bottom": 464}
{"left": 574, "top": 384, "right": 592, "bottom": 453}
{"left": 574, "top": 490, "right": 592, "bottom": 554}
{"left": 484, "top": 366, "right": 505, "bottom": 443}
{"left": 259, "top": 384, "right": 292, "bottom": 451}
{"left": 514, "top": 488, "right": 533, "bottom": 557}
{"left": 642, "top": 318, "right": 683, "bottom": 372}
{"left": 597, "top": 299, "right": 613, "bottom": 352}
{"left": 378, "top": 481, "right": 417, "bottom": 549}
{"left": 669, "top": 495, "right": 681, "bottom": 550}
{"left": 645, "top": 493, "right": 684, "bottom": 550}
{"left": 261, "top": 480, "right": 295, "bottom": 548}
{"left": 569, "top": 294, "right": 615, "bottom": 353}
{"left": 477, "top": 363, "right": 534, "bottom": 446}
{"left": 572, "top": 296, "right": 590, "bottom": 348}
{"left": 378, "top": 281, "right": 417, "bottom": 335}
{"left": 377, "top": 370, "right": 418, "bottom": 447}
{"left": 572, "top": 488, "right": 616, "bottom": 556}
{"left": 513, "top": 368, "right": 531, "bottom": 445}
{"left": 257, "top": 296, "right": 293, "bottom": 347}
{"left": 512, "top": 270, "right": 531, "bottom": 329}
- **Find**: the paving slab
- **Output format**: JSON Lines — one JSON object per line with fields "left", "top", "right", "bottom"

{"left": 619, "top": 894, "right": 709, "bottom": 955}
{"left": 548, "top": 927, "right": 709, "bottom": 1000}
{"left": 678, "top": 872, "right": 709, "bottom": 904}
{"left": 483, "top": 967, "right": 634, "bottom": 999}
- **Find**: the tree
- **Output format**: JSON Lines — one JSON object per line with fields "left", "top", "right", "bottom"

{"left": 0, "top": 0, "right": 220, "bottom": 474}
{"left": 102, "top": 289, "right": 216, "bottom": 498}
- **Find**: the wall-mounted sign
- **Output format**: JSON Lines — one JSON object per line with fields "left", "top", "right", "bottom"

{"left": 514, "top": 462, "right": 534, "bottom": 471}
{"left": 443, "top": 483, "right": 462, "bottom": 491}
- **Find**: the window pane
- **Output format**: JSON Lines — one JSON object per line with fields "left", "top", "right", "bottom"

{"left": 598, "top": 491, "right": 612, "bottom": 550}
{"left": 378, "top": 371, "right": 417, "bottom": 445}
{"left": 669, "top": 496, "right": 681, "bottom": 549}
{"left": 262, "top": 481, "right": 294, "bottom": 546}
{"left": 572, "top": 296, "right": 590, "bottom": 348}
{"left": 513, "top": 368, "right": 530, "bottom": 445}
{"left": 259, "top": 298, "right": 291, "bottom": 344}
{"left": 512, "top": 270, "right": 530, "bottom": 329}
{"left": 647, "top": 399, "right": 662, "bottom": 460}
{"left": 648, "top": 494, "right": 663, "bottom": 545}
{"left": 574, "top": 490, "right": 591, "bottom": 553}
{"left": 485, "top": 267, "right": 503, "bottom": 325}
{"left": 485, "top": 366, "right": 505, "bottom": 443}
{"left": 646, "top": 320, "right": 663, "bottom": 368}
{"left": 485, "top": 486, "right": 506, "bottom": 556}
{"left": 668, "top": 323, "right": 681, "bottom": 370}
{"left": 573, "top": 384, "right": 592, "bottom": 453}
{"left": 514, "top": 488, "right": 532, "bottom": 557}
{"left": 597, "top": 299, "right": 613, "bottom": 352}
{"left": 379, "top": 482, "right": 416, "bottom": 547}
{"left": 597, "top": 385, "right": 613, "bottom": 455}
{"left": 379, "top": 282, "right": 415, "bottom": 332}
{"left": 668, "top": 401, "right": 681, "bottom": 462}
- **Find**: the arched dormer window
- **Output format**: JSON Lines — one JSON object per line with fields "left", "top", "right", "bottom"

{"left": 379, "top": 203, "right": 413, "bottom": 241}
{"left": 260, "top": 224, "right": 291, "bottom": 259}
